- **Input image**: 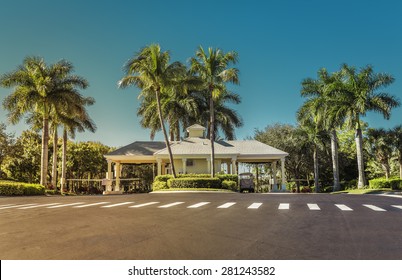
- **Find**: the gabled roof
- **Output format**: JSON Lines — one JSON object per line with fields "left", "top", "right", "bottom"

{"left": 153, "top": 138, "right": 288, "bottom": 157}
{"left": 106, "top": 141, "right": 166, "bottom": 156}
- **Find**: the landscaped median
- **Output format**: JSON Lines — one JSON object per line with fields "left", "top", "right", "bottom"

{"left": 152, "top": 174, "right": 239, "bottom": 192}
{"left": 331, "top": 177, "right": 402, "bottom": 194}
{"left": 0, "top": 180, "right": 45, "bottom": 196}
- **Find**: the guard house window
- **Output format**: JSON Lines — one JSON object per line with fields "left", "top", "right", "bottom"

{"left": 186, "top": 159, "right": 194, "bottom": 167}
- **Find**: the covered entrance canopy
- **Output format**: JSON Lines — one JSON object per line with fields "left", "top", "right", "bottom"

{"left": 103, "top": 125, "right": 288, "bottom": 194}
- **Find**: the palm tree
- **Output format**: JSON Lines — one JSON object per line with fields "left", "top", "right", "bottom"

{"left": 300, "top": 68, "right": 344, "bottom": 191}
{"left": 366, "top": 128, "right": 393, "bottom": 179}
{"left": 118, "top": 44, "right": 184, "bottom": 177}
{"left": 338, "top": 64, "right": 400, "bottom": 188}
{"left": 1, "top": 56, "right": 89, "bottom": 186}
{"left": 391, "top": 125, "right": 402, "bottom": 179}
{"left": 190, "top": 46, "right": 239, "bottom": 177}
{"left": 188, "top": 89, "right": 243, "bottom": 140}
{"left": 59, "top": 98, "right": 96, "bottom": 193}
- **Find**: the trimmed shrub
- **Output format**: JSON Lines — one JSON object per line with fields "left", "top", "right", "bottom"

{"left": 177, "top": 173, "right": 210, "bottom": 178}
{"left": 216, "top": 174, "right": 238, "bottom": 183}
{"left": 152, "top": 180, "right": 169, "bottom": 191}
{"left": 167, "top": 177, "right": 221, "bottom": 189}
{"left": 154, "top": 175, "right": 173, "bottom": 182}
{"left": 221, "top": 180, "right": 238, "bottom": 191}
{"left": 0, "top": 181, "right": 45, "bottom": 196}
{"left": 369, "top": 178, "right": 402, "bottom": 190}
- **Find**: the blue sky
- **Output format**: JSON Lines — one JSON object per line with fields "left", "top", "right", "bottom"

{"left": 1, "top": 0, "right": 402, "bottom": 147}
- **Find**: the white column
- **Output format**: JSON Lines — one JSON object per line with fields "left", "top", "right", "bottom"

{"left": 106, "top": 160, "right": 112, "bottom": 192}
{"left": 272, "top": 161, "right": 278, "bottom": 191}
{"left": 182, "top": 158, "right": 187, "bottom": 174}
{"left": 206, "top": 158, "right": 211, "bottom": 174}
{"left": 281, "top": 158, "right": 287, "bottom": 191}
{"left": 157, "top": 159, "right": 162, "bottom": 176}
{"left": 115, "top": 162, "right": 121, "bottom": 192}
{"left": 231, "top": 157, "right": 237, "bottom": 174}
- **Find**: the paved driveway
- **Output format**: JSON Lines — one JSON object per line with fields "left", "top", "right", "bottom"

{"left": 1, "top": 193, "right": 402, "bottom": 259}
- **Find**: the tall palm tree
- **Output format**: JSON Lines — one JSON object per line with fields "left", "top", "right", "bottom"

{"left": 338, "top": 64, "right": 399, "bottom": 188}
{"left": 59, "top": 98, "right": 96, "bottom": 193}
{"left": 1, "top": 56, "right": 89, "bottom": 186}
{"left": 391, "top": 125, "right": 402, "bottom": 179}
{"left": 190, "top": 46, "right": 239, "bottom": 177}
{"left": 118, "top": 44, "right": 184, "bottom": 177}
{"left": 300, "top": 68, "right": 344, "bottom": 191}
{"left": 188, "top": 89, "right": 243, "bottom": 140}
{"left": 366, "top": 128, "right": 393, "bottom": 179}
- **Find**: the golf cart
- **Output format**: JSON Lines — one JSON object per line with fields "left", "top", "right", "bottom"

{"left": 239, "top": 172, "right": 255, "bottom": 193}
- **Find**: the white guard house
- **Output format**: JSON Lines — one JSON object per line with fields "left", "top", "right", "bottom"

{"left": 103, "top": 124, "right": 288, "bottom": 194}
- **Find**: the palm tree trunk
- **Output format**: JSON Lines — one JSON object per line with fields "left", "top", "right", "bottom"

{"left": 51, "top": 128, "right": 58, "bottom": 189}
{"left": 313, "top": 145, "right": 319, "bottom": 193}
{"left": 155, "top": 89, "right": 176, "bottom": 177}
{"left": 61, "top": 128, "right": 67, "bottom": 194}
{"left": 330, "top": 130, "right": 341, "bottom": 191}
{"left": 40, "top": 114, "right": 49, "bottom": 186}
{"left": 210, "top": 93, "right": 215, "bottom": 178}
{"left": 355, "top": 126, "right": 367, "bottom": 188}
{"left": 399, "top": 155, "right": 402, "bottom": 179}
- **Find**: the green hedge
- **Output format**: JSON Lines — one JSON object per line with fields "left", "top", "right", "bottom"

{"left": 369, "top": 178, "right": 402, "bottom": 190}
{"left": 221, "top": 180, "right": 238, "bottom": 191}
{"left": 216, "top": 174, "right": 238, "bottom": 183}
{"left": 167, "top": 177, "right": 221, "bottom": 189}
{"left": 0, "top": 181, "right": 45, "bottom": 196}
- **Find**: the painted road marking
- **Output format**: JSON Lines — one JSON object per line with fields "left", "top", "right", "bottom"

{"left": 391, "top": 205, "right": 402, "bottom": 210}
{"left": 18, "top": 203, "right": 61, "bottom": 209}
{"left": 47, "top": 202, "right": 85, "bottom": 208}
{"left": 101, "top": 202, "right": 134, "bottom": 208}
{"left": 0, "top": 204, "right": 38, "bottom": 210}
{"left": 363, "top": 204, "right": 386, "bottom": 212}
{"left": 73, "top": 202, "right": 109, "bottom": 208}
{"left": 187, "top": 202, "right": 210, "bottom": 208}
{"left": 129, "top": 202, "right": 159, "bottom": 208}
{"left": 278, "top": 203, "right": 290, "bottom": 210}
{"left": 0, "top": 204, "right": 15, "bottom": 207}
{"left": 248, "top": 203, "right": 263, "bottom": 209}
{"left": 335, "top": 204, "right": 353, "bottom": 211}
{"left": 308, "top": 203, "right": 321, "bottom": 210}
{"left": 158, "top": 202, "right": 184, "bottom": 208}
{"left": 217, "top": 202, "right": 236, "bottom": 209}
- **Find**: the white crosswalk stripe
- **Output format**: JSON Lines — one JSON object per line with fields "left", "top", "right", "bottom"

{"left": 158, "top": 202, "right": 184, "bottom": 208}
{"left": 188, "top": 202, "right": 210, "bottom": 208}
{"left": 217, "top": 202, "right": 236, "bottom": 208}
{"left": 335, "top": 204, "right": 353, "bottom": 211}
{"left": 129, "top": 202, "right": 159, "bottom": 208}
{"left": 0, "top": 204, "right": 15, "bottom": 207}
{"left": 18, "top": 203, "right": 61, "bottom": 209}
{"left": 363, "top": 204, "right": 386, "bottom": 212}
{"left": 47, "top": 202, "right": 85, "bottom": 208}
{"left": 248, "top": 203, "right": 262, "bottom": 209}
{"left": 101, "top": 202, "right": 134, "bottom": 208}
{"left": 278, "top": 203, "right": 290, "bottom": 210}
{"left": 73, "top": 202, "right": 109, "bottom": 208}
{"left": 0, "top": 203, "right": 38, "bottom": 210}
{"left": 391, "top": 205, "right": 402, "bottom": 210}
{"left": 307, "top": 203, "right": 321, "bottom": 210}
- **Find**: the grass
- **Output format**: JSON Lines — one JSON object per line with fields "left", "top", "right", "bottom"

{"left": 152, "top": 188, "right": 234, "bottom": 192}
{"left": 331, "top": 188, "right": 393, "bottom": 195}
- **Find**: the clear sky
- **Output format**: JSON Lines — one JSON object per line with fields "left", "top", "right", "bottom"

{"left": 1, "top": 0, "right": 402, "bottom": 147}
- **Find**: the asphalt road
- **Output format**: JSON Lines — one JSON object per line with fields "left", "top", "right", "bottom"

{"left": 1, "top": 192, "right": 402, "bottom": 260}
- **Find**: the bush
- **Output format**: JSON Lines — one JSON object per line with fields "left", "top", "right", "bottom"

{"left": 0, "top": 181, "right": 45, "bottom": 196}
{"left": 369, "top": 178, "right": 402, "bottom": 190}
{"left": 216, "top": 174, "right": 238, "bottom": 183}
{"left": 152, "top": 180, "right": 169, "bottom": 191}
{"left": 177, "top": 173, "right": 210, "bottom": 178}
{"left": 154, "top": 175, "right": 173, "bottom": 182}
{"left": 221, "top": 180, "right": 238, "bottom": 191}
{"left": 167, "top": 177, "right": 221, "bottom": 189}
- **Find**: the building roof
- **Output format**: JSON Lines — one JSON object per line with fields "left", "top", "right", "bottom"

{"left": 106, "top": 141, "right": 166, "bottom": 156}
